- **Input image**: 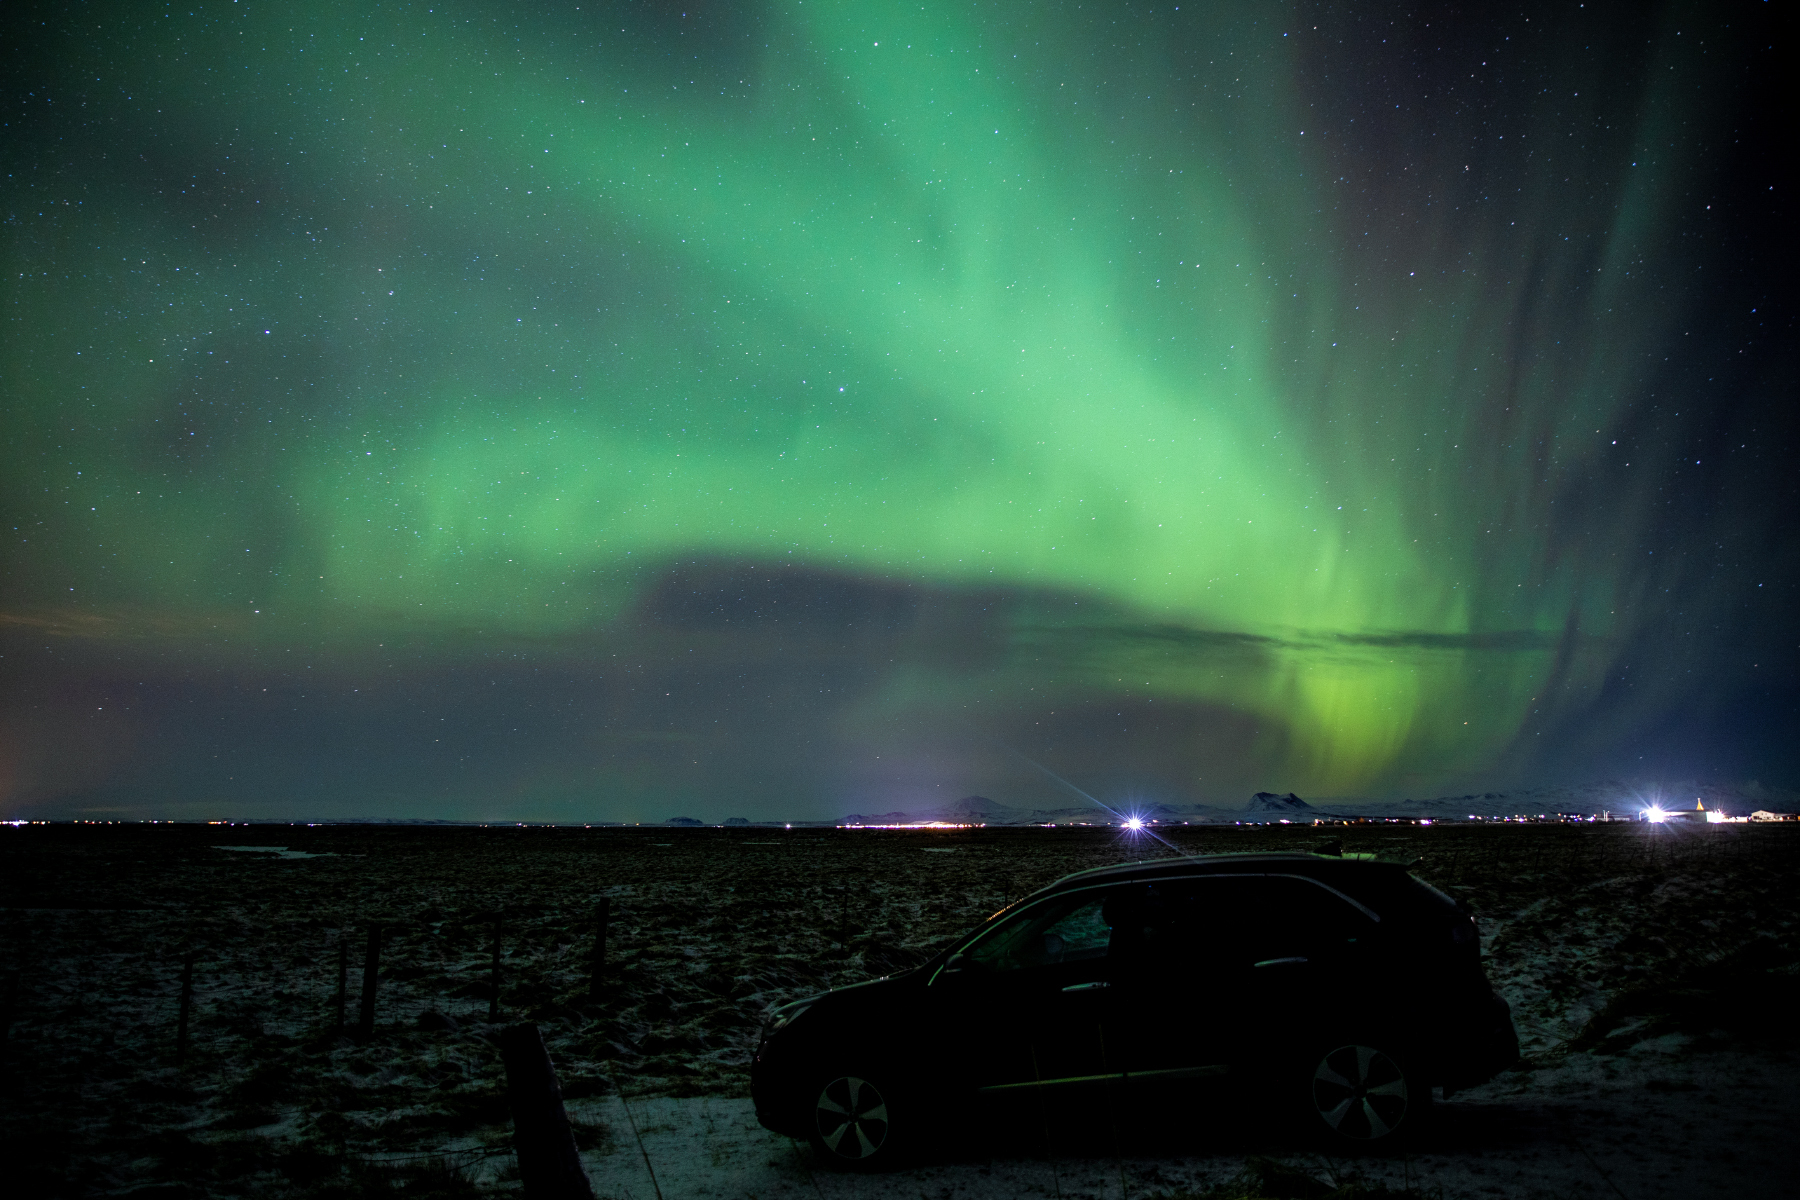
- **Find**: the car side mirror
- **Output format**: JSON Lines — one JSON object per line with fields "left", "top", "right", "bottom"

{"left": 942, "top": 952, "right": 969, "bottom": 974}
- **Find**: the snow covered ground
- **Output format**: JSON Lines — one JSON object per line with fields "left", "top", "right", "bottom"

{"left": 2, "top": 820, "right": 1795, "bottom": 1197}
{"left": 575, "top": 1038, "right": 1800, "bottom": 1199}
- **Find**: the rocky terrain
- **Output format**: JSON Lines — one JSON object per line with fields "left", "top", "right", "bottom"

{"left": 2, "top": 819, "right": 1796, "bottom": 1197}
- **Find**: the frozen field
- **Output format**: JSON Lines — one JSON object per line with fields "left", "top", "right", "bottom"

{"left": 2, "top": 821, "right": 1796, "bottom": 1197}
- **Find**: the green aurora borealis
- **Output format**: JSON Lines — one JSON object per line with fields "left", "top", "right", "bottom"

{"left": 3, "top": 0, "right": 1793, "bottom": 820}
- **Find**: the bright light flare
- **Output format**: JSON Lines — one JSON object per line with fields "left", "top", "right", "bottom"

{"left": 1124, "top": 817, "right": 1145, "bottom": 831}
{"left": 1645, "top": 806, "right": 1669, "bottom": 823}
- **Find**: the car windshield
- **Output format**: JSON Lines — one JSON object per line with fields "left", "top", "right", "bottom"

{"left": 959, "top": 891, "right": 1113, "bottom": 972}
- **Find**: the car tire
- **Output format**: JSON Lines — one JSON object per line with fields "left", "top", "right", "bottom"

{"left": 806, "top": 1073, "right": 906, "bottom": 1170}
{"left": 1301, "top": 1042, "right": 1427, "bottom": 1149}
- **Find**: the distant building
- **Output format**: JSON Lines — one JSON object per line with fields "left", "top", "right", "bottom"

{"left": 1751, "top": 810, "right": 1797, "bottom": 822}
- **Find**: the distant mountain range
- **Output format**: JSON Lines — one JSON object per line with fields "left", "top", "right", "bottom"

{"left": 172, "top": 778, "right": 1799, "bottom": 828}
{"left": 837, "top": 780, "right": 1800, "bottom": 826}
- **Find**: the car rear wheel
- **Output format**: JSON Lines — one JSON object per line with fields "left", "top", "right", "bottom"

{"left": 1305, "top": 1043, "right": 1424, "bottom": 1147}
{"left": 808, "top": 1074, "right": 902, "bottom": 1169}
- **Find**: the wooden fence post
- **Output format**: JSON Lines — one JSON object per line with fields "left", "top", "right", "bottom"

{"left": 334, "top": 931, "right": 348, "bottom": 1034}
{"left": 588, "top": 899, "right": 609, "bottom": 1002}
{"left": 175, "top": 952, "right": 195, "bottom": 1066}
{"left": 357, "top": 925, "right": 381, "bottom": 1041}
{"left": 498, "top": 1023, "right": 594, "bottom": 1200}
{"left": 0, "top": 969, "right": 17, "bottom": 1081}
{"left": 489, "top": 911, "right": 503, "bottom": 1024}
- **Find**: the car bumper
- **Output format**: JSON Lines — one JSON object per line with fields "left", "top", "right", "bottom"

{"left": 750, "top": 1041, "right": 814, "bottom": 1138}
{"left": 1440, "top": 991, "right": 1519, "bottom": 1091}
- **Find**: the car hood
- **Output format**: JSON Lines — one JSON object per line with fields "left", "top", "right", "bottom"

{"left": 808, "top": 967, "right": 924, "bottom": 1016}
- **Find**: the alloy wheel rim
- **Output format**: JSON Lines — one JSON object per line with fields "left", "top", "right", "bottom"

{"left": 1310, "top": 1044, "right": 1409, "bottom": 1140}
{"left": 814, "top": 1075, "right": 890, "bottom": 1159}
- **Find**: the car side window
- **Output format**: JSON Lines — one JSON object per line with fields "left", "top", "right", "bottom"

{"left": 1237, "top": 877, "right": 1372, "bottom": 962}
{"left": 962, "top": 893, "right": 1113, "bottom": 972}
{"left": 1113, "top": 876, "right": 1373, "bottom": 972}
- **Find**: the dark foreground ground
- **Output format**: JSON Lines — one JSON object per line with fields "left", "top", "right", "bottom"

{"left": 2, "top": 820, "right": 1797, "bottom": 1198}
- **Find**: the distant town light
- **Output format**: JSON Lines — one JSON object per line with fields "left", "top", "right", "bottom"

{"left": 1645, "top": 806, "right": 1669, "bottom": 823}
{"left": 839, "top": 821, "right": 982, "bottom": 830}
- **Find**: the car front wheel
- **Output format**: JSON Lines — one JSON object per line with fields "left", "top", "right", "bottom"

{"left": 808, "top": 1073, "right": 903, "bottom": 1169}
{"left": 1305, "top": 1043, "right": 1424, "bottom": 1147}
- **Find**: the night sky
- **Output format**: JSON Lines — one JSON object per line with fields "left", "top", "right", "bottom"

{"left": 4, "top": 1, "right": 1793, "bottom": 823}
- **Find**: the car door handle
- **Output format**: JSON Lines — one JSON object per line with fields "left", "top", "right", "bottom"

{"left": 1061, "top": 981, "right": 1111, "bottom": 992}
{"left": 1253, "top": 956, "right": 1308, "bottom": 968}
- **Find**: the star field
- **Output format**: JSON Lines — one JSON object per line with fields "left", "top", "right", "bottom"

{"left": 2, "top": 0, "right": 1792, "bottom": 821}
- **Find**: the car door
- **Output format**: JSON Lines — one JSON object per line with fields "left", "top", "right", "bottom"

{"left": 925, "top": 887, "right": 1124, "bottom": 1096}
{"left": 1101, "top": 878, "right": 1236, "bottom": 1084}
{"left": 1229, "top": 874, "right": 1381, "bottom": 1038}
{"left": 1106, "top": 875, "right": 1377, "bottom": 1082}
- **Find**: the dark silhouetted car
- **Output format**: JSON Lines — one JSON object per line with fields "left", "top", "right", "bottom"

{"left": 751, "top": 852, "right": 1517, "bottom": 1167}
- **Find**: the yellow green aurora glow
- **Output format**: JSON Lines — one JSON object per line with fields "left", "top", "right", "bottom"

{"left": 3, "top": 1, "right": 1791, "bottom": 819}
